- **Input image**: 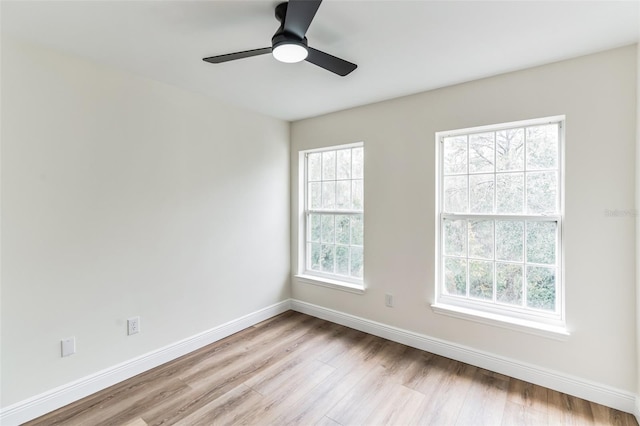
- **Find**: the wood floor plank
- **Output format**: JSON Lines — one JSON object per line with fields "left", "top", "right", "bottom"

{"left": 123, "top": 418, "right": 149, "bottom": 426}
{"left": 26, "top": 311, "right": 639, "bottom": 426}
{"left": 172, "top": 384, "right": 263, "bottom": 426}
{"left": 326, "top": 338, "right": 430, "bottom": 425}
{"left": 410, "top": 360, "right": 478, "bottom": 425}
{"left": 269, "top": 363, "right": 372, "bottom": 425}
{"left": 231, "top": 359, "right": 335, "bottom": 424}
{"left": 501, "top": 400, "right": 548, "bottom": 426}
{"left": 137, "top": 385, "right": 205, "bottom": 426}
{"left": 325, "top": 364, "right": 394, "bottom": 425}
{"left": 319, "top": 332, "right": 381, "bottom": 369}
{"left": 548, "top": 389, "right": 596, "bottom": 425}
{"left": 178, "top": 314, "right": 321, "bottom": 384}
{"left": 401, "top": 350, "right": 453, "bottom": 397}
{"left": 183, "top": 316, "right": 326, "bottom": 393}
{"left": 164, "top": 310, "right": 303, "bottom": 378}
{"left": 362, "top": 382, "right": 426, "bottom": 426}
{"left": 94, "top": 378, "right": 192, "bottom": 426}
{"left": 589, "top": 400, "right": 637, "bottom": 426}
{"left": 25, "top": 373, "right": 190, "bottom": 426}
{"left": 315, "top": 326, "right": 369, "bottom": 365}
{"left": 247, "top": 358, "right": 335, "bottom": 398}
{"left": 242, "top": 323, "right": 342, "bottom": 395}
{"left": 507, "top": 378, "right": 549, "bottom": 413}
{"left": 455, "top": 368, "right": 510, "bottom": 426}
{"left": 315, "top": 416, "right": 342, "bottom": 426}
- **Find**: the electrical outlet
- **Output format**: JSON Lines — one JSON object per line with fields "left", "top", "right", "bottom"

{"left": 385, "top": 293, "right": 393, "bottom": 307}
{"left": 61, "top": 336, "right": 76, "bottom": 357}
{"left": 127, "top": 316, "right": 140, "bottom": 335}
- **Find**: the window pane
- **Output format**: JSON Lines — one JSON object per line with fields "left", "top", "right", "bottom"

{"left": 469, "top": 260, "right": 493, "bottom": 300}
{"left": 443, "top": 136, "right": 467, "bottom": 175}
{"left": 526, "top": 221, "right": 556, "bottom": 265}
{"left": 335, "top": 215, "right": 350, "bottom": 245}
{"left": 351, "top": 214, "right": 363, "bottom": 246}
{"left": 308, "top": 153, "right": 322, "bottom": 181}
{"left": 321, "top": 215, "right": 334, "bottom": 243}
{"left": 444, "top": 176, "right": 468, "bottom": 213}
{"left": 309, "top": 243, "right": 321, "bottom": 271}
{"left": 336, "top": 246, "right": 349, "bottom": 275}
{"left": 352, "top": 147, "right": 364, "bottom": 179}
{"left": 337, "top": 149, "right": 351, "bottom": 179}
{"left": 469, "top": 132, "right": 494, "bottom": 173}
{"left": 526, "top": 124, "right": 558, "bottom": 170}
{"left": 496, "top": 128, "right": 524, "bottom": 171}
{"left": 321, "top": 244, "right": 335, "bottom": 273}
{"left": 309, "top": 214, "right": 321, "bottom": 242}
{"left": 469, "top": 220, "right": 493, "bottom": 260}
{"left": 443, "top": 219, "right": 466, "bottom": 256}
{"left": 336, "top": 181, "right": 351, "bottom": 209}
{"left": 496, "top": 221, "right": 524, "bottom": 262}
{"left": 526, "top": 266, "right": 555, "bottom": 311}
{"left": 526, "top": 171, "right": 557, "bottom": 214}
{"left": 444, "top": 257, "right": 467, "bottom": 296}
{"left": 309, "top": 182, "right": 321, "bottom": 209}
{"left": 496, "top": 263, "right": 523, "bottom": 305}
{"left": 350, "top": 246, "right": 363, "bottom": 278}
{"left": 496, "top": 173, "right": 524, "bottom": 214}
{"left": 352, "top": 179, "right": 364, "bottom": 210}
{"left": 322, "top": 151, "right": 336, "bottom": 180}
{"left": 322, "top": 181, "right": 336, "bottom": 209}
{"left": 469, "top": 174, "right": 494, "bottom": 213}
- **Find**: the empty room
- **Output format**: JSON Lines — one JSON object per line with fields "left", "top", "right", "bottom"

{"left": 1, "top": 0, "right": 639, "bottom": 425}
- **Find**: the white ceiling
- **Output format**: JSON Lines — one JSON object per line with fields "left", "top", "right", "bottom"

{"left": 2, "top": 1, "right": 639, "bottom": 121}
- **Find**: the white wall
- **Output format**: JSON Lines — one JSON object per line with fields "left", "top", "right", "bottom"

{"left": 0, "top": 37, "right": 290, "bottom": 407}
{"left": 636, "top": 39, "right": 640, "bottom": 419}
{"left": 292, "top": 45, "right": 637, "bottom": 393}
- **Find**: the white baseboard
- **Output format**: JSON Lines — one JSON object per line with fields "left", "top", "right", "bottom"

{"left": 290, "top": 299, "right": 637, "bottom": 415}
{"left": 0, "top": 300, "right": 291, "bottom": 426}
{"left": 635, "top": 396, "right": 640, "bottom": 425}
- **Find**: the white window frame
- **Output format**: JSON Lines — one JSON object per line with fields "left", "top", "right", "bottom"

{"left": 295, "top": 142, "right": 365, "bottom": 293}
{"left": 433, "top": 116, "right": 567, "bottom": 338}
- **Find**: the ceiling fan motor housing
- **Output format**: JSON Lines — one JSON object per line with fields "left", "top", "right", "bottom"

{"left": 272, "top": 2, "right": 308, "bottom": 50}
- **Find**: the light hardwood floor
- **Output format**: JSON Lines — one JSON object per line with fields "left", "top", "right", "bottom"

{"left": 27, "top": 311, "right": 638, "bottom": 426}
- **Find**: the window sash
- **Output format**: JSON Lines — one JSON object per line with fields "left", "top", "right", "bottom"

{"left": 439, "top": 216, "right": 562, "bottom": 322}
{"left": 304, "top": 211, "right": 364, "bottom": 283}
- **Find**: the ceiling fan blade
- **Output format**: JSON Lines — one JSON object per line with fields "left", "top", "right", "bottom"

{"left": 283, "top": 0, "right": 322, "bottom": 39}
{"left": 203, "top": 47, "right": 272, "bottom": 64}
{"left": 306, "top": 47, "right": 357, "bottom": 76}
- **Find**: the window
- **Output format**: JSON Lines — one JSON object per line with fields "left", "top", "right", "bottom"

{"left": 435, "top": 117, "right": 564, "bottom": 331}
{"left": 299, "top": 143, "right": 364, "bottom": 288}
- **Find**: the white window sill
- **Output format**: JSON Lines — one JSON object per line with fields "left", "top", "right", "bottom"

{"left": 294, "top": 274, "right": 365, "bottom": 294}
{"left": 431, "top": 303, "right": 570, "bottom": 341}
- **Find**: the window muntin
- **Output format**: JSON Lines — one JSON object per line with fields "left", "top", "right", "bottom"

{"left": 437, "top": 118, "right": 563, "bottom": 324}
{"left": 304, "top": 144, "right": 364, "bottom": 283}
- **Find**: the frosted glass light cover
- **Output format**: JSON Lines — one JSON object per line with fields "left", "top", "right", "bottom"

{"left": 272, "top": 43, "right": 308, "bottom": 63}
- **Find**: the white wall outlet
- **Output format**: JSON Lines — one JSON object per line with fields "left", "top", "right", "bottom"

{"left": 385, "top": 293, "right": 393, "bottom": 307}
{"left": 61, "top": 336, "right": 76, "bottom": 357}
{"left": 127, "top": 316, "right": 140, "bottom": 335}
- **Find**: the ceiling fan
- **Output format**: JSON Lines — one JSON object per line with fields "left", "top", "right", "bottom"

{"left": 202, "top": 0, "right": 357, "bottom": 77}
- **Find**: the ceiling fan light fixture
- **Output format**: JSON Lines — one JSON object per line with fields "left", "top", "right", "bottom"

{"left": 202, "top": 0, "right": 357, "bottom": 76}
{"left": 272, "top": 42, "right": 308, "bottom": 63}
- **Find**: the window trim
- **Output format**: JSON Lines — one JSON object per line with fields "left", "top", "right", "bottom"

{"left": 434, "top": 116, "right": 567, "bottom": 333}
{"left": 296, "top": 142, "right": 365, "bottom": 292}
